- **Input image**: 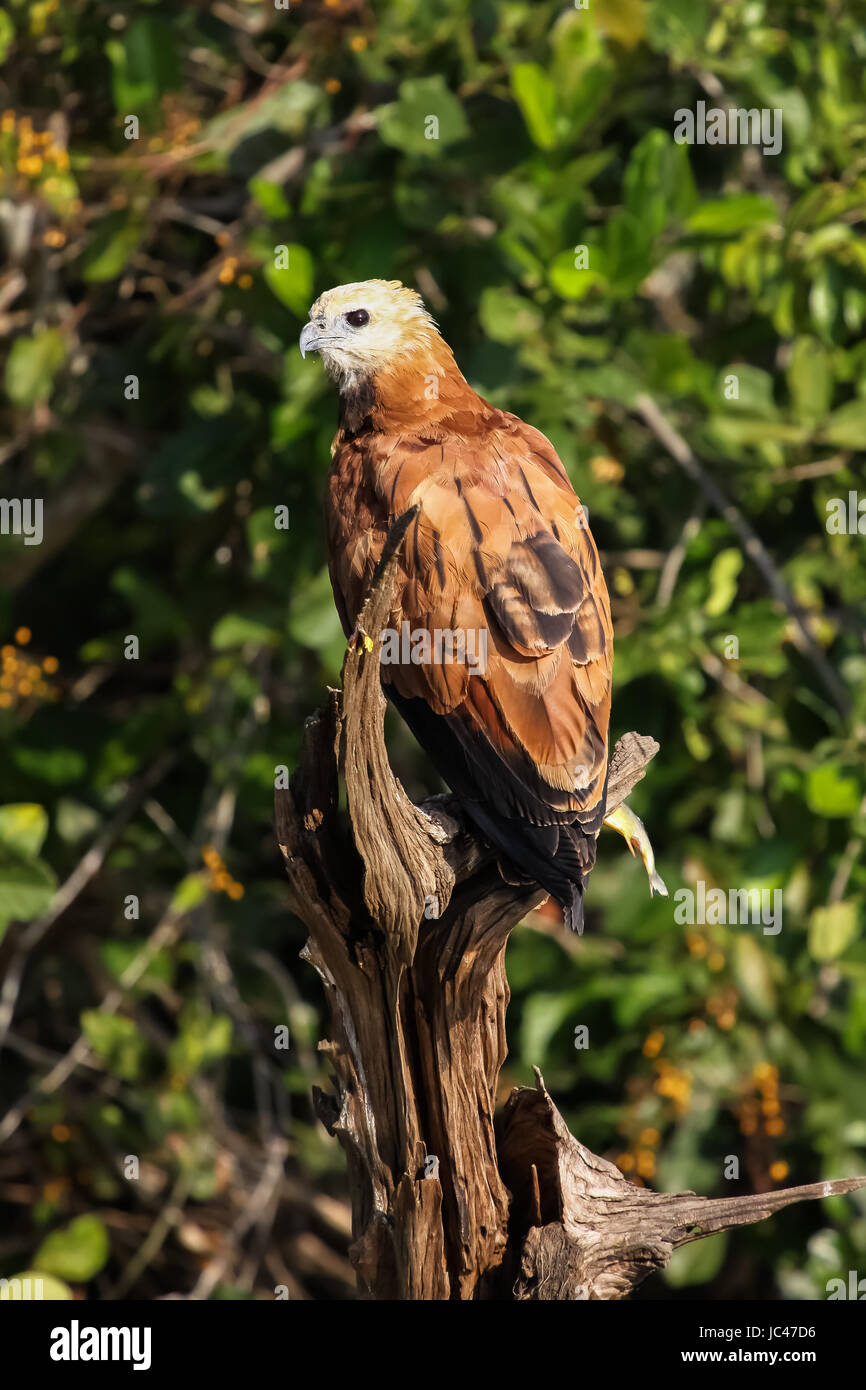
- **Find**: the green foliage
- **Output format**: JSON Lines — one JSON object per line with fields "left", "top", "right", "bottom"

{"left": 80, "top": 1012, "right": 148, "bottom": 1082}
{"left": 33, "top": 1216, "right": 110, "bottom": 1284}
{"left": 1, "top": 0, "right": 864, "bottom": 1301}
{"left": 378, "top": 76, "right": 469, "bottom": 155}
{"left": 0, "top": 803, "right": 56, "bottom": 938}
{"left": 5, "top": 329, "right": 66, "bottom": 406}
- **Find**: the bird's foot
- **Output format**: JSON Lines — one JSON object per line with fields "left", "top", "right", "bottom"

{"left": 347, "top": 625, "right": 374, "bottom": 654}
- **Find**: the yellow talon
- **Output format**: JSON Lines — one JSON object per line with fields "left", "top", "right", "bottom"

{"left": 348, "top": 626, "right": 374, "bottom": 654}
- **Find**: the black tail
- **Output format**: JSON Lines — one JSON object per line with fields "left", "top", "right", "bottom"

{"left": 384, "top": 687, "right": 601, "bottom": 933}
{"left": 457, "top": 801, "right": 593, "bottom": 934}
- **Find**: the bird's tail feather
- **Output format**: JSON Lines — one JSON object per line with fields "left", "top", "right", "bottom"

{"left": 561, "top": 880, "right": 585, "bottom": 935}
{"left": 459, "top": 801, "right": 592, "bottom": 934}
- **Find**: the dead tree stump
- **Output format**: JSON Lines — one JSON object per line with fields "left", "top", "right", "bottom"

{"left": 275, "top": 515, "right": 866, "bottom": 1300}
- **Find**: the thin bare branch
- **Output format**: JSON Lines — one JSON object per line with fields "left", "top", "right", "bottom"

{"left": 634, "top": 393, "right": 851, "bottom": 716}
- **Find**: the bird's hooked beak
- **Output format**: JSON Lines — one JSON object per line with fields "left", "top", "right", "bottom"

{"left": 298, "top": 321, "right": 322, "bottom": 360}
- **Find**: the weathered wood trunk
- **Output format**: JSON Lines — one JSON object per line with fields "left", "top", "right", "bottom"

{"left": 275, "top": 514, "right": 866, "bottom": 1300}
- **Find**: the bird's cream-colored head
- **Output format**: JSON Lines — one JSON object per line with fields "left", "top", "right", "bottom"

{"left": 299, "top": 279, "right": 439, "bottom": 390}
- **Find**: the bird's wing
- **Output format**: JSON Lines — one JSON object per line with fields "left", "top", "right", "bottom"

{"left": 330, "top": 414, "right": 612, "bottom": 828}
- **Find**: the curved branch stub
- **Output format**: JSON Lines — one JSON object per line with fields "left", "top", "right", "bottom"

{"left": 339, "top": 506, "right": 453, "bottom": 950}
{"left": 502, "top": 1069, "right": 866, "bottom": 1300}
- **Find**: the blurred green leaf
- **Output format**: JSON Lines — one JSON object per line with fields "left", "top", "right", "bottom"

{"left": 81, "top": 1011, "right": 147, "bottom": 1081}
{"left": 520, "top": 990, "right": 582, "bottom": 1063}
{"left": 0, "top": 804, "right": 48, "bottom": 858}
{"left": 249, "top": 178, "right": 291, "bottom": 219}
{"left": 105, "top": 15, "right": 180, "bottom": 118}
{"left": 806, "top": 763, "right": 861, "bottom": 817}
{"left": 787, "top": 337, "right": 832, "bottom": 421}
{"left": 34, "top": 1216, "right": 110, "bottom": 1284}
{"left": 5, "top": 329, "right": 66, "bottom": 407}
{"left": 0, "top": 849, "right": 55, "bottom": 931}
{"left": 549, "top": 247, "right": 606, "bottom": 300}
{"left": 99, "top": 940, "right": 174, "bottom": 994}
{"left": 686, "top": 196, "right": 777, "bottom": 235}
{"left": 823, "top": 399, "right": 866, "bottom": 448}
{"left": 809, "top": 902, "right": 859, "bottom": 962}
{"left": 82, "top": 214, "right": 143, "bottom": 283}
{"left": 0, "top": 13, "right": 14, "bottom": 65}
{"left": 623, "top": 129, "right": 696, "bottom": 236}
{"left": 170, "top": 874, "right": 209, "bottom": 914}
{"left": 263, "top": 243, "right": 314, "bottom": 317}
{"left": 377, "top": 76, "right": 468, "bottom": 156}
{"left": 287, "top": 567, "right": 344, "bottom": 656}
{"left": 510, "top": 64, "right": 558, "bottom": 150}
{"left": 705, "top": 548, "right": 743, "bottom": 617}
{"left": 479, "top": 287, "right": 544, "bottom": 345}
{"left": 664, "top": 1232, "right": 728, "bottom": 1287}
{"left": 733, "top": 936, "right": 776, "bottom": 1018}
{"left": 204, "top": 80, "right": 322, "bottom": 151}
{"left": 169, "top": 1005, "right": 233, "bottom": 1078}
{"left": 211, "top": 613, "right": 280, "bottom": 650}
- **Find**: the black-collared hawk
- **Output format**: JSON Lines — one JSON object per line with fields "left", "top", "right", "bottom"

{"left": 300, "top": 279, "right": 616, "bottom": 932}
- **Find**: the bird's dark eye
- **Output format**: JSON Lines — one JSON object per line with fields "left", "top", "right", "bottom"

{"left": 345, "top": 309, "right": 370, "bottom": 328}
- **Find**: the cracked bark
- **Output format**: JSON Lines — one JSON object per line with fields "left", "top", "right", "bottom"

{"left": 275, "top": 511, "right": 866, "bottom": 1301}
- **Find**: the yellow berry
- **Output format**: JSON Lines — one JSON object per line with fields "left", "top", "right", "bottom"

{"left": 636, "top": 1149, "right": 656, "bottom": 1178}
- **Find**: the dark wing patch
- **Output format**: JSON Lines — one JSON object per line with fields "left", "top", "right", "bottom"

{"left": 483, "top": 532, "right": 586, "bottom": 657}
